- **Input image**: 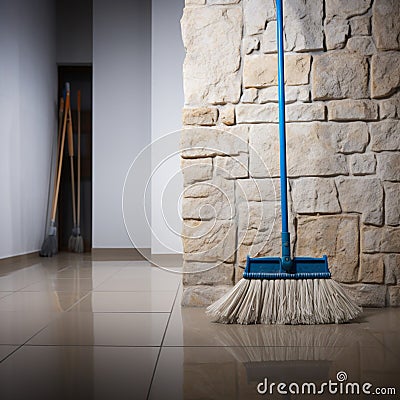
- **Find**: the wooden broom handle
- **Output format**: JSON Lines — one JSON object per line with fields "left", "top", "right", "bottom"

{"left": 67, "top": 108, "right": 74, "bottom": 157}
{"left": 66, "top": 104, "right": 77, "bottom": 226}
{"left": 53, "top": 97, "right": 64, "bottom": 201}
{"left": 77, "top": 90, "right": 81, "bottom": 226}
{"left": 51, "top": 89, "right": 70, "bottom": 221}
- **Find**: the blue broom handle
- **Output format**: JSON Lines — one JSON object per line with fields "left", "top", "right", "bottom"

{"left": 276, "top": 0, "right": 291, "bottom": 261}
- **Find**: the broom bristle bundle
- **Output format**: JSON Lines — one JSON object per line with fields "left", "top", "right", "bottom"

{"left": 39, "top": 234, "right": 58, "bottom": 257}
{"left": 74, "top": 236, "right": 84, "bottom": 253}
{"left": 206, "top": 278, "right": 361, "bottom": 325}
{"left": 68, "top": 235, "right": 76, "bottom": 251}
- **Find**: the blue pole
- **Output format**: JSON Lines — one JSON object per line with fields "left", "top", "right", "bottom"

{"left": 276, "top": 0, "right": 292, "bottom": 268}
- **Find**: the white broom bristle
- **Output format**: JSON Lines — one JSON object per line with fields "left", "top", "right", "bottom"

{"left": 206, "top": 278, "right": 362, "bottom": 325}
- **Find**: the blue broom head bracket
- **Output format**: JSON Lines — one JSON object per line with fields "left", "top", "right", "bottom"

{"left": 243, "top": 254, "right": 331, "bottom": 280}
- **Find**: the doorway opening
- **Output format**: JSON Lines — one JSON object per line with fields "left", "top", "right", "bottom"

{"left": 58, "top": 65, "right": 92, "bottom": 251}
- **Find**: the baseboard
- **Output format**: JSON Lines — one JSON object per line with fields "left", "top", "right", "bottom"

{"left": 0, "top": 251, "right": 39, "bottom": 272}
{"left": 91, "top": 248, "right": 151, "bottom": 261}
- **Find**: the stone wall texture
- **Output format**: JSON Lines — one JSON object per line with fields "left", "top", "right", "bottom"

{"left": 180, "top": 0, "right": 400, "bottom": 307}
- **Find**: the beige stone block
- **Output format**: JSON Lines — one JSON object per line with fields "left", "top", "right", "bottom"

{"left": 326, "top": 0, "right": 372, "bottom": 19}
{"left": 325, "top": 17, "right": 349, "bottom": 50}
{"left": 248, "top": 124, "right": 279, "bottom": 178}
{"left": 379, "top": 95, "right": 399, "bottom": 119}
{"left": 291, "top": 178, "right": 341, "bottom": 214}
{"left": 182, "top": 107, "right": 218, "bottom": 126}
{"left": 180, "top": 126, "right": 248, "bottom": 158}
{"left": 182, "top": 261, "right": 234, "bottom": 286}
{"left": 208, "top": 0, "right": 240, "bottom": 4}
{"left": 341, "top": 283, "right": 386, "bottom": 307}
{"left": 377, "top": 152, "right": 400, "bottom": 181}
{"left": 243, "top": 0, "right": 275, "bottom": 35}
{"left": 372, "top": 0, "right": 400, "bottom": 50}
{"left": 243, "top": 36, "right": 259, "bottom": 55}
{"left": 350, "top": 154, "right": 376, "bottom": 175}
{"left": 371, "top": 52, "right": 400, "bottom": 98}
{"left": 182, "top": 219, "right": 236, "bottom": 262}
{"left": 241, "top": 88, "right": 258, "bottom": 103}
{"left": 363, "top": 226, "right": 400, "bottom": 253}
{"left": 236, "top": 178, "right": 280, "bottom": 202}
{"left": 328, "top": 100, "right": 378, "bottom": 121}
{"left": 370, "top": 121, "right": 400, "bottom": 151}
{"left": 286, "top": 103, "right": 325, "bottom": 122}
{"left": 260, "top": 20, "right": 276, "bottom": 53}
{"left": 181, "top": 157, "right": 213, "bottom": 185}
{"left": 237, "top": 228, "right": 282, "bottom": 267}
{"left": 181, "top": 6, "right": 242, "bottom": 104}
{"left": 215, "top": 153, "right": 248, "bottom": 179}
{"left": 347, "top": 37, "right": 376, "bottom": 55}
{"left": 316, "top": 122, "right": 369, "bottom": 154}
{"left": 359, "top": 254, "right": 384, "bottom": 283}
{"left": 219, "top": 105, "right": 235, "bottom": 126}
{"left": 388, "top": 286, "right": 400, "bottom": 306}
{"left": 237, "top": 201, "right": 278, "bottom": 233}
{"left": 336, "top": 177, "right": 383, "bottom": 225}
{"left": 181, "top": 285, "right": 232, "bottom": 307}
{"left": 384, "top": 182, "right": 400, "bottom": 226}
{"left": 236, "top": 104, "right": 278, "bottom": 123}
{"left": 185, "top": 0, "right": 205, "bottom": 4}
{"left": 296, "top": 215, "right": 360, "bottom": 283}
{"left": 249, "top": 123, "right": 349, "bottom": 178}
{"left": 259, "top": 85, "right": 309, "bottom": 104}
{"left": 182, "top": 177, "right": 235, "bottom": 220}
{"left": 284, "top": 0, "right": 323, "bottom": 51}
{"left": 243, "top": 54, "right": 311, "bottom": 88}
{"left": 384, "top": 254, "right": 400, "bottom": 284}
{"left": 286, "top": 123, "right": 348, "bottom": 177}
{"left": 312, "top": 53, "right": 369, "bottom": 100}
{"left": 350, "top": 15, "right": 371, "bottom": 36}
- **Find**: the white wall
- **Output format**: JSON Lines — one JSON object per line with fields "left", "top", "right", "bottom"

{"left": 0, "top": 0, "right": 57, "bottom": 259}
{"left": 151, "top": 0, "right": 185, "bottom": 254}
{"left": 56, "top": 0, "right": 93, "bottom": 64}
{"left": 92, "top": 0, "right": 151, "bottom": 248}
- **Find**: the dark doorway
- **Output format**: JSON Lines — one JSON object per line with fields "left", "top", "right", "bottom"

{"left": 58, "top": 65, "right": 92, "bottom": 251}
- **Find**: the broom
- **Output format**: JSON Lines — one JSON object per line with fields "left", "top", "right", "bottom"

{"left": 206, "top": 0, "right": 362, "bottom": 325}
{"left": 74, "top": 90, "right": 84, "bottom": 253}
{"left": 40, "top": 84, "right": 70, "bottom": 257}
{"left": 67, "top": 94, "right": 78, "bottom": 251}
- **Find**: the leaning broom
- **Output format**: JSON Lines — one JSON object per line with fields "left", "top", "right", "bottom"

{"left": 206, "top": 0, "right": 361, "bottom": 325}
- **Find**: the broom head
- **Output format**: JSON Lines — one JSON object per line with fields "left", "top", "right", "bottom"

{"left": 206, "top": 255, "right": 362, "bottom": 325}
{"left": 39, "top": 222, "right": 58, "bottom": 257}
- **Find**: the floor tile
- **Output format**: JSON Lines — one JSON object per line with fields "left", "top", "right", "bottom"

{"left": 0, "top": 291, "right": 88, "bottom": 312}
{"left": 53, "top": 263, "right": 122, "bottom": 280}
{"left": 164, "top": 303, "right": 382, "bottom": 348}
{"left": 359, "top": 308, "right": 400, "bottom": 332}
{"left": 0, "top": 346, "right": 158, "bottom": 400}
{"left": 0, "top": 345, "right": 18, "bottom": 362}
{"left": 70, "top": 291, "right": 177, "bottom": 313}
{"left": 0, "top": 292, "right": 13, "bottom": 300}
{"left": 94, "top": 267, "right": 181, "bottom": 292}
{"left": 150, "top": 345, "right": 400, "bottom": 400}
{"left": 0, "top": 311, "right": 58, "bottom": 345}
{"left": 21, "top": 278, "right": 95, "bottom": 293}
{"left": 0, "top": 272, "right": 41, "bottom": 291}
{"left": 28, "top": 312, "right": 169, "bottom": 346}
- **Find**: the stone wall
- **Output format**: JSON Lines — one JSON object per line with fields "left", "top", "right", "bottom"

{"left": 180, "top": 0, "right": 400, "bottom": 307}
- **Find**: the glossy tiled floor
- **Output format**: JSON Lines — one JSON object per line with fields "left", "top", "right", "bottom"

{"left": 0, "top": 253, "right": 399, "bottom": 400}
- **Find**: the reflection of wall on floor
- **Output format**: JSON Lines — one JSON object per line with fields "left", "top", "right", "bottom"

{"left": 180, "top": 0, "right": 400, "bottom": 307}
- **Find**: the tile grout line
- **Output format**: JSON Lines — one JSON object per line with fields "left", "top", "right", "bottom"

{"left": 146, "top": 281, "right": 182, "bottom": 400}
